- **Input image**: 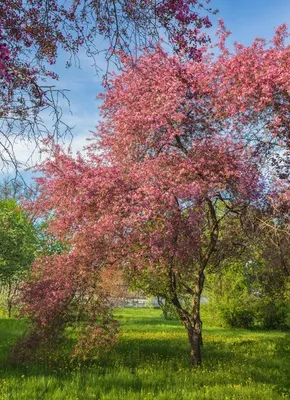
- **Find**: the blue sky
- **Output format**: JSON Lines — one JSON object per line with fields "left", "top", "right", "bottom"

{"left": 214, "top": 0, "right": 290, "bottom": 43}
{"left": 5, "top": 0, "right": 290, "bottom": 180}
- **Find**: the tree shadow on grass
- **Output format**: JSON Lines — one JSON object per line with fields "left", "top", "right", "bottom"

{"left": 1, "top": 316, "right": 290, "bottom": 399}
{"left": 202, "top": 332, "right": 290, "bottom": 396}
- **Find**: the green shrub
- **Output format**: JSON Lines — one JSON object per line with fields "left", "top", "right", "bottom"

{"left": 219, "top": 303, "right": 255, "bottom": 329}
{"left": 258, "top": 301, "right": 290, "bottom": 330}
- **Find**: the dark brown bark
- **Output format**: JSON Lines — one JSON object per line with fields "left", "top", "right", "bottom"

{"left": 7, "top": 280, "right": 12, "bottom": 318}
{"left": 187, "top": 326, "right": 202, "bottom": 367}
{"left": 168, "top": 198, "right": 219, "bottom": 367}
{"left": 169, "top": 269, "right": 205, "bottom": 367}
{"left": 173, "top": 286, "right": 203, "bottom": 367}
{"left": 188, "top": 270, "right": 205, "bottom": 366}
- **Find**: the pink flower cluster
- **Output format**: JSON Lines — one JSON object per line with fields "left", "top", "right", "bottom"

{"left": 0, "top": 39, "right": 10, "bottom": 82}
{"left": 20, "top": 24, "right": 290, "bottom": 359}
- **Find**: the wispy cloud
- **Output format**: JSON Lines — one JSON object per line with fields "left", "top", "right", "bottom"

{"left": 1, "top": 0, "right": 289, "bottom": 184}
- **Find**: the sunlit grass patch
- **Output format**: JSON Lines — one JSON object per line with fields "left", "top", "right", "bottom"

{"left": 0, "top": 307, "right": 289, "bottom": 399}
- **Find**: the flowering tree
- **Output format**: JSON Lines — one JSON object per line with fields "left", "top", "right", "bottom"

{"left": 0, "top": 0, "right": 214, "bottom": 173}
{"left": 18, "top": 25, "right": 290, "bottom": 367}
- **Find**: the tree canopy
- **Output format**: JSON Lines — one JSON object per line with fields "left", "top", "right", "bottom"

{"left": 0, "top": 199, "right": 36, "bottom": 284}
{"left": 18, "top": 24, "right": 290, "bottom": 366}
{"left": 0, "top": 199, "right": 37, "bottom": 316}
{"left": 0, "top": 0, "right": 214, "bottom": 173}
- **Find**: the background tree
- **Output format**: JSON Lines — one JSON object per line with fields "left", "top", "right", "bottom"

{"left": 18, "top": 25, "right": 290, "bottom": 367}
{"left": 250, "top": 204, "right": 290, "bottom": 329}
{"left": 205, "top": 202, "right": 290, "bottom": 330}
{"left": 0, "top": 199, "right": 37, "bottom": 316}
{"left": 0, "top": 0, "right": 215, "bottom": 174}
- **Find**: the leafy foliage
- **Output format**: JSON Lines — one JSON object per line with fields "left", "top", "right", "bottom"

{"left": 205, "top": 212, "right": 290, "bottom": 330}
{"left": 0, "top": 199, "right": 36, "bottom": 284}
{"left": 0, "top": 0, "right": 214, "bottom": 172}
{"left": 0, "top": 199, "right": 37, "bottom": 316}
{"left": 18, "top": 24, "right": 290, "bottom": 366}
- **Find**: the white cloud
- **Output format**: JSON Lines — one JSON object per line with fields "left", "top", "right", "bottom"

{"left": 0, "top": 107, "right": 100, "bottom": 176}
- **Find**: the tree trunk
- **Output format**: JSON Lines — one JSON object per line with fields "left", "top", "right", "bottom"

{"left": 168, "top": 197, "right": 218, "bottom": 368}
{"left": 182, "top": 304, "right": 203, "bottom": 367}
{"left": 169, "top": 269, "right": 204, "bottom": 367}
{"left": 187, "top": 273, "right": 204, "bottom": 367}
{"left": 7, "top": 280, "right": 12, "bottom": 318}
{"left": 187, "top": 326, "right": 202, "bottom": 367}
{"left": 162, "top": 307, "right": 168, "bottom": 320}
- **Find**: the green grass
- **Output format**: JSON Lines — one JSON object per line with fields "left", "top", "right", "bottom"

{"left": 0, "top": 307, "right": 290, "bottom": 399}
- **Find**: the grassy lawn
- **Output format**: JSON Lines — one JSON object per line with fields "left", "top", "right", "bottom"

{"left": 0, "top": 307, "right": 290, "bottom": 399}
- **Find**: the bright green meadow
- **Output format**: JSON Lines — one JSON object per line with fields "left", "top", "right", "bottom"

{"left": 0, "top": 307, "right": 289, "bottom": 399}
